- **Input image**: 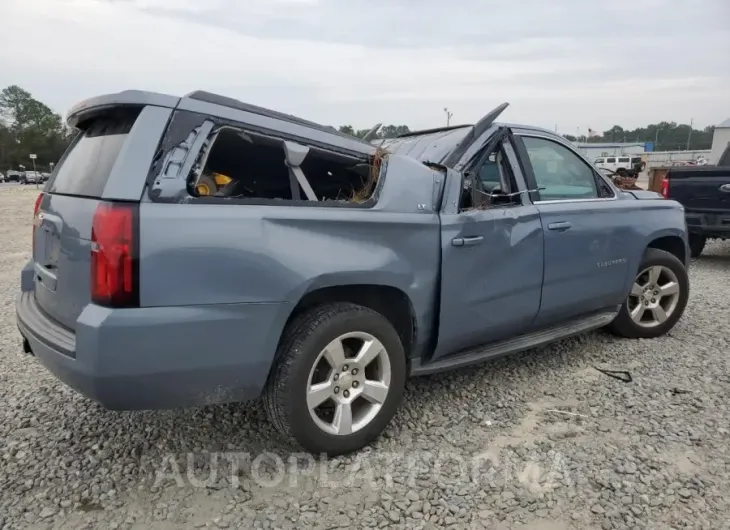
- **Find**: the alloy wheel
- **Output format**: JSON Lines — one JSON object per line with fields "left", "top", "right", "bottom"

{"left": 306, "top": 332, "right": 391, "bottom": 436}
{"left": 627, "top": 265, "right": 681, "bottom": 328}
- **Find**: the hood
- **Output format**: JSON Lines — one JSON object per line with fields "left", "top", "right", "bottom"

{"left": 628, "top": 190, "right": 664, "bottom": 200}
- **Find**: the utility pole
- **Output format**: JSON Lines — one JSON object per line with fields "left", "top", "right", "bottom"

{"left": 30, "top": 154, "right": 39, "bottom": 189}
{"left": 444, "top": 108, "right": 453, "bottom": 127}
{"left": 686, "top": 118, "right": 693, "bottom": 151}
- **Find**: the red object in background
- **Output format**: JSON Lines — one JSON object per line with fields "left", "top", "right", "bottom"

{"left": 661, "top": 177, "right": 670, "bottom": 198}
{"left": 32, "top": 192, "right": 43, "bottom": 252}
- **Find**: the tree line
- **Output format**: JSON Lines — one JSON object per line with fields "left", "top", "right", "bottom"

{"left": 563, "top": 122, "right": 715, "bottom": 152}
{"left": 0, "top": 84, "right": 717, "bottom": 173}
{"left": 337, "top": 124, "right": 412, "bottom": 140}
{"left": 0, "top": 86, "right": 73, "bottom": 173}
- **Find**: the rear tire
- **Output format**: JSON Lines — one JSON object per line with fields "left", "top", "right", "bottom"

{"left": 607, "top": 248, "right": 689, "bottom": 339}
{"left": 688, "top": 234, "right": 706, "bottom": 258}
{"left": 264, "top": 302, "right": 406, "bottom": 456}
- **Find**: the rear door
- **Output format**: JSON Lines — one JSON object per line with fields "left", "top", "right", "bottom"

{"left": 33, "top": 105, "right": 169, "bottom": 330}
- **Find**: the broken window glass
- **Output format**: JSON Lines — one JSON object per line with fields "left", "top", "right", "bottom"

{"left": 189, "top": 127, "right": 381, "bottom": 204}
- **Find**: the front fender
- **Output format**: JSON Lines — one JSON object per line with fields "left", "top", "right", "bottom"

{"left": 621, "top": 225, "right": 688, "bottom": 296}
{"left": 645, "top": 226, "right": 686, "bottom": 245}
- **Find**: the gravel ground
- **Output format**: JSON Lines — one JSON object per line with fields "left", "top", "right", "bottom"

{"left": 1, "top": 186, "right": 729, "bottom": 530}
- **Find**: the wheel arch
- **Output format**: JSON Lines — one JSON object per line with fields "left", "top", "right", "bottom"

{"left": 647, "top": 234, "right": 687, "bottom": 266}
{"left": 284, "top": 284, "right": 417, "bottom": 361}
{"left": 620, "top": 230, "right": 687, "bottom": 300}
{"left": 607, "top": 242, "right": 690, "bottom": 339}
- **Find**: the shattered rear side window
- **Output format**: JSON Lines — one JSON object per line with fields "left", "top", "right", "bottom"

{"left": 188, "top": 127, "right": 383, "bottom": 204}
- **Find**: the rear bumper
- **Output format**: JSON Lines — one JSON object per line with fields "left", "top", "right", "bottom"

{"left": 16, "top": 290, "right": 290, "bottom": 410}
{"left": 685, "top": 211, "right": 730, "bottom": 238}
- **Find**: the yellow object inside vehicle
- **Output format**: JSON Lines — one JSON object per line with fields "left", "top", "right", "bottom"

{"left": 195, "top": 172, "right": 233, "bottom": 196}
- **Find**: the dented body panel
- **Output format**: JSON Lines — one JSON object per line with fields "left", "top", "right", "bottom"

{"left": 138, "top": 155, "right": 443, "bottom": 365}
{"left": 16, "top": 89, "right": 690, "bottom": 411}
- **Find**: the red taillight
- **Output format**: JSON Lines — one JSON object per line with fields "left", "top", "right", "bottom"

{"left": 32, "top": 193, "right": 44, "bottom": 252}
{"left": 90, "top": 202, "right": 139, "bottom": 308}
{"left": 660, "top": 177, "right": 670, "bottom": 198}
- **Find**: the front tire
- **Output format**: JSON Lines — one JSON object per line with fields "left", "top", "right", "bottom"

{"left": 607, "top": 248, "right": 689, "bottom": 339}
{"left": 264, "top": 302, "right": 406, "bottom": 456}
{"left": 688, "top": 234, "right": 706, "bottom": 258}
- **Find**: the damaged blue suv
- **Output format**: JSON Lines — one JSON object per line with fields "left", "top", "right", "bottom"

{"left": 17, "top": 90, "right": 690, "bottom": 455}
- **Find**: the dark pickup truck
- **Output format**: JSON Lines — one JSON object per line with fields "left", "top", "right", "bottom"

{"left": 662, "top": 146, "right": 730, "bottom": 257}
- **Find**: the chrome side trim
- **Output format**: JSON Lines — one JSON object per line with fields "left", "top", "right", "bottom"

{"left": 535, "top": 197, "right": 618, "bottom": 205}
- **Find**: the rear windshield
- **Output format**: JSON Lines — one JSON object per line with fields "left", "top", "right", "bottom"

{"left": 47, "top": 110, "right": 140, "bottom": 198}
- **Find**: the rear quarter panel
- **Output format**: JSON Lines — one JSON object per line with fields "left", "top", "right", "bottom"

{"left": 139, "top": 154, "right": 442, "bottom": 357}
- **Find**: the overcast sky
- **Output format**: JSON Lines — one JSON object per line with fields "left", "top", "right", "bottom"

{"left": 1, "top": 0, "right": 728, "bottom": 133}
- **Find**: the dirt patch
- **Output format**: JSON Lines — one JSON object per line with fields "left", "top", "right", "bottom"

{"left": 514, "top": 519, "right": 593, "bottom": 530}
{"left": 481, "top": 398, "right": 586, "bottom": 455}
{"left": 657, "top": 448, "right": 704, "bottom": 475}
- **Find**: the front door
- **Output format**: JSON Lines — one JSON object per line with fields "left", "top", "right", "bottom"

{"left": 515, "top": 134, "right": 630, "bottom": 326}
{"left": 434, "top": 139, "right": 544, "bottom": 358}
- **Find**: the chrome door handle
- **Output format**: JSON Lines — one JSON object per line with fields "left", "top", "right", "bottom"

{"left": 720, "top": 183, "right": 730, "bottom": 193}
{"left": 548, "top": 221, "right": 572, "bottom": 231}
{"left": 452, "top": 236, "right": 484, "bottom": 247}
